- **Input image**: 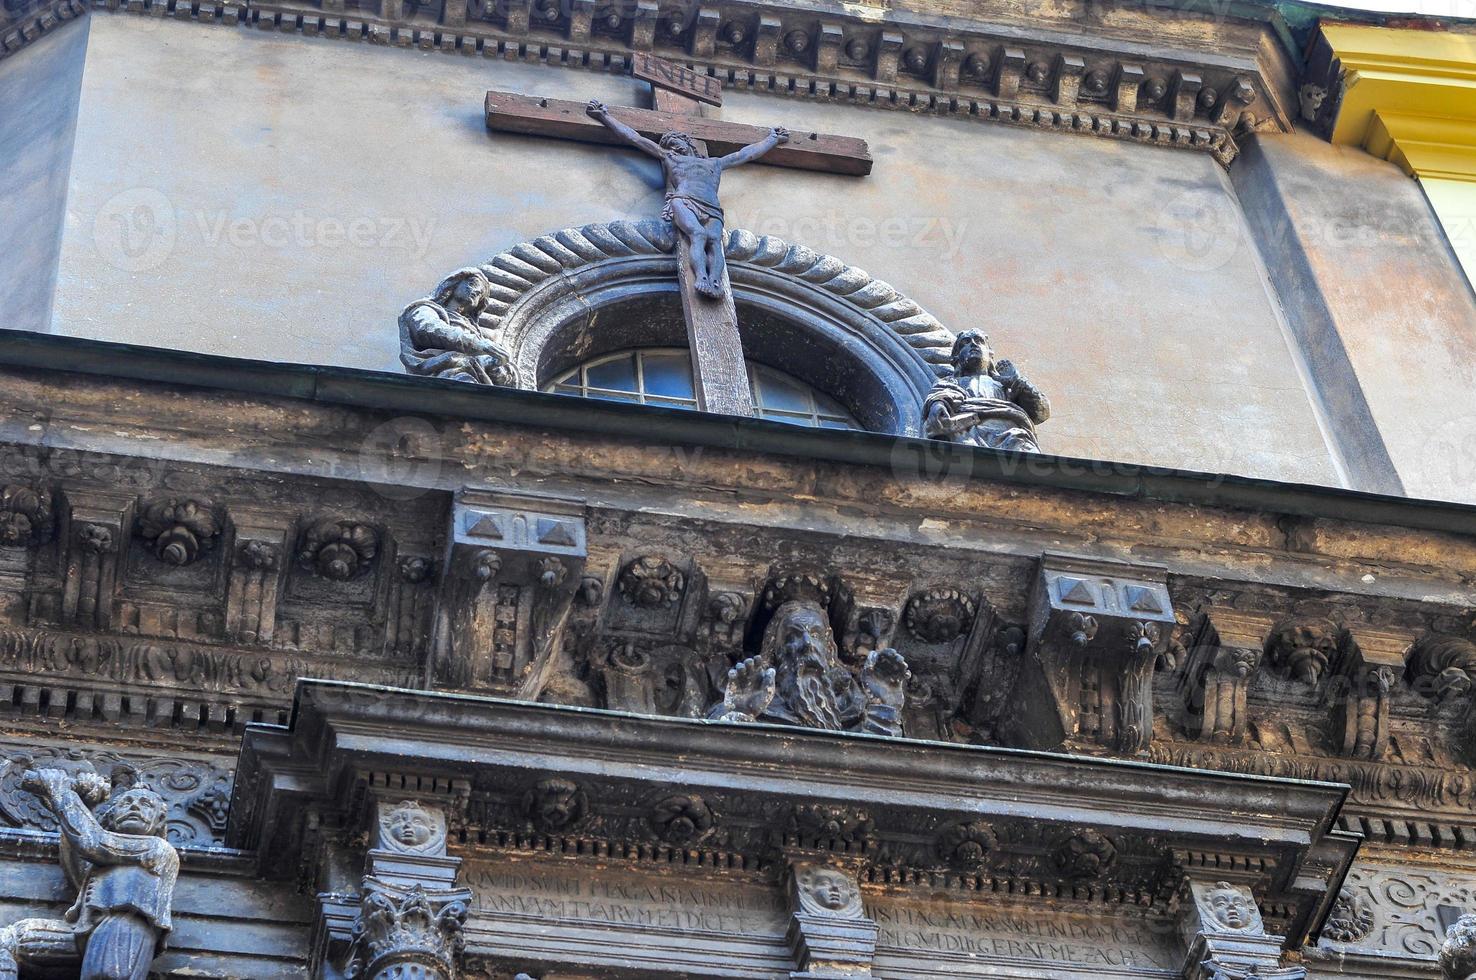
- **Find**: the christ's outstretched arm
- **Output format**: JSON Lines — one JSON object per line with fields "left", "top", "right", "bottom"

{"left": 585, "top": 100, "right": 665, "bottom": 159}
{"left": 718, "top": 127, "right": 790, "bottom": 169}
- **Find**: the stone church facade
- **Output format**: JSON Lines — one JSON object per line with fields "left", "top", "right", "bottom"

{"left": 2, "top": 0, "right": 1476, "bottom": 977}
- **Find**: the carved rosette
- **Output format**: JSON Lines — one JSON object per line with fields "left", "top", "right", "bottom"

{"left": 345, "top": 882, "right": 471, "bottom": 980}
{"left": 297, "top": 518, "right": 379, "bottom": 581}
{"left": 521, "top": 778, "right": 588, "bottom": 833}
{"left": 238, "top": 539, "right": 279, "bottom": 570}
{"left": 936, "top": 820, "right": 997, "bottom": 869}
{"left": 1408, "top": 635, "right": 1476, "bottom": 706}
{"left": 617, "top": 555, "right": 685, "bottom": 608}
{"left": 789, "top": 803, "right": 874, "bottom": 847}
{"left": 398, "top": 555, "right": 433, "bottom": 585}
{"left": 136, "top": 498, "right": 221, "bottom": 566}
{"left": 0, "top": 485, "right": 51, "bottom": 547}
{"left": 1052, "top": 828, "right": 1117, "bottom": 879}
{"left": 1443, "top": 912, "right": 1476, "bottom": 980}
{"left": 649, "top": 793, "right": 716, "bottom": 845}
{"left": 903, "top": 588, "right": 976, "bottom": 644}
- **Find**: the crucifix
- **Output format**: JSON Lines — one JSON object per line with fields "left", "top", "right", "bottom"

{"left": 485, "top": 54, "right": 871, "bottom": 416}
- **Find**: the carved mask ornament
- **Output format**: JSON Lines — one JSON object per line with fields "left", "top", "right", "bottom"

{"left": 795, "top": 865, "right": 862, "bottom": 918}
{"left": 1204, "top": 881, "right": 1262, "bottom": 933}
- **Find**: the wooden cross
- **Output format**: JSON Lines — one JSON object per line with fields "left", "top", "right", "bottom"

{"left": 485, "top": 54, "right": 871, "bottom": 416}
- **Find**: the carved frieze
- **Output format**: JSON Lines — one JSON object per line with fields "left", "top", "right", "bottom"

{"left": 649, "top": 793, "right": 717, "bottom": 845}
{"left": 1444, "top": 913, "right": 1476, "bottom": 980}
{"left": 1321, "top": 863, "right": 1476, "bottom": 960}
{"left": 0, "top": 742, "right": 233, "bottom": 845}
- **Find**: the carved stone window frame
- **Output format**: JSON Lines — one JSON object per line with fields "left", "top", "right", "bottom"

{"left": 479, "top": 219, "right": 955, "bottom": 436}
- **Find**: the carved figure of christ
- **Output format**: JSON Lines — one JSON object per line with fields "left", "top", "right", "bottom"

{"left": 586, "top": 99, "right": 788, "bottom": 301}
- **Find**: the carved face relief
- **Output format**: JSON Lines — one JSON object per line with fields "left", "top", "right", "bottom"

{"left": 379, "top": 800, "right": 445, "bottom": 855}
{"left": 1204, "top": 882, "right": 1261, "bottom": 933}
{"left": 795, "top": 865, "right": 861, "bottom": 917}
{"left": 1212, "top": 646, "right": 1261, "bottom": 679}
{"left": 103, "top": 787, "right": 169, "bottom": 838}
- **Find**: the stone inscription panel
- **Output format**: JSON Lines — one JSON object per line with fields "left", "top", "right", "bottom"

{"left": 870, "top": 896, "right": 1181, "bottom": 978}
{"left": 462, "top": 857, "right": 788, "bottom": 937}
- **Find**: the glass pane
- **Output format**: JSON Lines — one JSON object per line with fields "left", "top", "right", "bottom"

{"left": 819, "top": 418, "right": 853, "bottom": 430}
{"left": 753, "top": 367, "right": 813, "bottom": 413}
{"left": 549, "top": 367, "right": 580, "bottom": 387}
{"left": 646, "top": 395, "right": 698, "bottom": 410}
{"left": 640, "top": 352, "right": 695, "bottom": 399}
{"left": 551, "top": 383, "right": 583, "bottom": 396}
{"left": 585, "top": 354, "right": 637, "bottom": 392}
{"left": 813, "top": 390, "right": 851, "bottom": 419}
{"left": 761, "top": 410, "right": 813, "bottom": 426}
{"left": 588, "top": 389, "right": 639, "bottom": 403}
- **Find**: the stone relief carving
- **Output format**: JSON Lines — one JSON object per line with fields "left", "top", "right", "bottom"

{"left": 936, "top": 820, "right": 997, "bottom": 869}
{"left": 345, "top": 882, "right": 471, "bottom": 980}
{"left": 0, "top": 767, "right": 179, "bottom": 980}
{"left": 522, "top": 778, "right": 588, "bottom": 834}
{"left": 648, "top": 793, "right": 717, "bottom": 845}
{"left": 1443, "top": 913, "right": 1476, "bottom": 980}
{"left": 0, "top": 485, "right": 52, "bottom": 548}
{"left": 297, "top": 518, "right": 380, "bottom": 581}
{"left": 135, "top": 499, "right": 220, "bottom": 567}
{"left": 922, "top": 330, "right": 1050, "bottom": 452}
{"left": 377, "top": 800, "right": 448, "bottom": 856}
{"left": 793, "top": 864, "right": 863, "bottom": 918}
{"left": 710, "top": 600, "right": 910, "bottom": 736}
{"left": 463, "top": 220, "right": 956, "bottom": 392}
{"left": 1408, "top": 634, "right": 1476, "bottom": 705}
{"left": 586, "top": 98, "right": 789, "bottom": 301}
{"left": 1322, "top": 887, "right": 1374, "bottom": 944}
{"left": 1325, "top": 864, "right": 1476, "bottom": 959}
{"left": 902, "top": 588, "right": 975, "bottom": 644}
{"left": 1203, "top": 881, "right": 1263, "bottom": 932}
{"left": 789, "top": 804, "right": 874, "bottom": 847}
{"left": 1264, "top": 616, "right": 1340, "bottom": 686}
{"left": 617, "top": 555, "right": 685, "bottom": 608}
{"left": 0, "top": 745, "right": 233, "bottom": 846}
{"left": 398, "top": 267, "right": 519, "bottom": 386}
{"left": 1052, "top": 828, "right": 1117, "bottom": 879}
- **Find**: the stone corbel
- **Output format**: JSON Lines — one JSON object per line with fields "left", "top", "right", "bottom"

{"left": 1001, "top": 554, "right": 1174, "bottom": 754}
{"left": 58, "top": 491, "right": 132, "bottom": 631}
{"left": 1179, "top": 609, "right": 1273, "bottom": 745}
{"left": 1176, "top": 879, "right": 1303, "bottom": 980}
{"left": 224, "top": 508, "right": 291, "bottom": 645}
{"left": 429, "top": 489, "right": 586, "bottom": 697}
{"left": 784, "top": 858, "right": 876, "bottom": 979}
{"left": 1328, "top": 625, "right": 1412, "bottom": 760}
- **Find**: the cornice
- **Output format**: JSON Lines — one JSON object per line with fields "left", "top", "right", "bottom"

{"left": 0, "top": 0, "right": 86, "bottom": 61}
{"left": 1307, "top": 24, "right": 1476, "bottom": 182}
{"left": 87, "top": 0, "right": 1305, "bottom": 166}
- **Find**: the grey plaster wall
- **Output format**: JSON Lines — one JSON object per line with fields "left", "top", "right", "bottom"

{"left": 49, "top": 14, "right": 1344, "bottom": 487}
{"left": 1234, "top": 131, "right": 1476, "bottom": 505}
{"left": 0, "top": 16, "right": 88, "bottom": 334}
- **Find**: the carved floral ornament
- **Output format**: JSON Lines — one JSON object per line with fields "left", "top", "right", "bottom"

{"left": 617, "top": 555, "right": 685, "bottom": 608}
{"left": 136, "top": 498, "right": 221, "bottom": 566}
{"left": 903, "top": 588, "right": 976, "bottom": 644}
{"left": 297, "top": 517, "right": 380, "bottom": 581}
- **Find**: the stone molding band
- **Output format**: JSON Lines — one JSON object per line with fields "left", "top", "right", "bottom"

{"left": 0, "top": 0, "right": 86, "bottom": 62}
{"left": 84, "top": 0, "right": 1268, "bottom": 166}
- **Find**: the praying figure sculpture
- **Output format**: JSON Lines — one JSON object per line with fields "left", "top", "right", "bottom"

{"left": 586, "top": 99, "right": 789, "bottom": 300}
{"left": 0, "top": 768, "right": 178, "bottom": 980}
{"left": 711, "top": 600, "right": 910, "bottom": 736}
{"left": 924, "top": 329, "right": 1050, "bottom": 452}
{"left": 399, "top": 267, "right": 520, "bottom": 386}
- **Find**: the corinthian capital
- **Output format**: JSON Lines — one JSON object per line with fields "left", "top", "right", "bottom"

{"left": 345, "top": 880, "right": 472, "bottom": 980}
